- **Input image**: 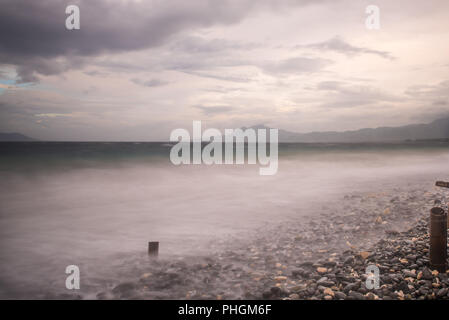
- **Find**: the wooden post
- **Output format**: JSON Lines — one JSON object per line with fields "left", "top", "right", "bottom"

{"left": 148, "top": 241, "right": 159, "bottom": 257}
{"left": 429, "top": 207, "right": 447, "bottom": 272}
{"left": 435, "top": 181, "right": 449, "bottom": 188}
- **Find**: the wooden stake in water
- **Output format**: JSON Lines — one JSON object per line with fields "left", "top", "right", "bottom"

{"left": 148, "top": 241, "right": 159, "bottom": 257}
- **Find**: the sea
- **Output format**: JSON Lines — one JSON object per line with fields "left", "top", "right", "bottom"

{"left": 0, "top": 141, "right": 448, "bottom": 298}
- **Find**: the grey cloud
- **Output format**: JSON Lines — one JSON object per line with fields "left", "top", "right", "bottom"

{"left": 13, "top": 56, "right": 86, "bottom": 83}
{"left": 312, "top": 81, "right": 400, "bottom": 109}
{"left": 405, "top": 80, "right": 449, "bottom": 112}
{"left": 0, "top": 91, "right": 78, "bottom": 117}
{"left": 182, "top": 70, "right": 253, "bottom": 83}
{"left": 97, "top": 51, "right": 330, "bottom": 82}
{"left": 299, "top": 36, "right": 395, "bottom": 60}
{"left": 170, "top": 36, "right": 260, "bottom": 53}
{"left": 405, "top": 80, "right": 449, "bottom": 98}
{"left": 193, "top": 105, "right": 234, "bottom": 116}
{"left": 162, "top": 48, "right": 251, "bottom": 73}
{"left": 261, "top": 57, "right": 332, "bottom": 75}
{"left": 0, "top": 0, "right": 323, "bottom": 82}
{"left": 131, "top": 78, "right": 169, "bottom": 87}
{"left": 84, "top": 70, "right": 109, "bottom": 77}
{"left": 316, "top": 81, "right": 342, "bottom": 91}
{"left": 203, "top": 86, "right": 247, "bottom": 93}
{"left": 0, "top": 70, "right": 9, "bottom": 78}
{"left": 406, "top": 107, "right": 449, "bottom": 125}
{"left": 432, "top": 100, "right": 447, "bottom": 106}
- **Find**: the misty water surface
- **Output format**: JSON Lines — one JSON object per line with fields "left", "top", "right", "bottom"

{"left": 0, "top": 142, "right": 448, "bottom": 297}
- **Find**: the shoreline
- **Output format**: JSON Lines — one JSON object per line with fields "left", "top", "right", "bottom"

{"left": 2, "top": 182, "right": 447, "bottom": 300}
{"left": 90, "top": 184, "right": 448, "bottom": 300}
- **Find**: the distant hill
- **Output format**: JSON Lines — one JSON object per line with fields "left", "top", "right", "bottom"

{"left": 247, "top": 117, "right": 449, "bottom": 143}
{"left": 0, "top": 132, "right": 36, "bottom": 141}
{"left": 1, "top": 117, "right": 449, "bottom": 143}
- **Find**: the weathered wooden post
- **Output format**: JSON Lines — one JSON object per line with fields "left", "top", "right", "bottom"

{"left": 429, "top": 207, "right": 447, "bottom": 272}
{"left": 148, "top": 241, "right": 159, "bottom": 257}
{"left": 430, "top": 181, "right": 449, "bottom": 272}
{"left": 436, "top": 181, "right": 449, "bottom": 188}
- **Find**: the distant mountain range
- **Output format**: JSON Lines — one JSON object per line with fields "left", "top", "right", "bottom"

{"left": 1, "top": 117, "right": 448, "bottom": 142}
{"left": 246, "top": 117, "right": 449, "bottom": 143}
{"left": 0, "top": 132, "right": 36, "bottom": 141}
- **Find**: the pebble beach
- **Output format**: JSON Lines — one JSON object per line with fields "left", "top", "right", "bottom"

{"left": 83, "top": 183, "right": 449, "bottom": 300}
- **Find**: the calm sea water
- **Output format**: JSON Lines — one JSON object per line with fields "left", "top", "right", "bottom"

{"left": 1, "top": 140, "right": 448, "bottom": 169}
{"left": 0, "top": 141, "right": 448, "bottom": 298}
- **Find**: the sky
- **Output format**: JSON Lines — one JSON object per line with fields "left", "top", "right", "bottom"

{"left": 0, "top": 0, "right": 449, "bottom": 141}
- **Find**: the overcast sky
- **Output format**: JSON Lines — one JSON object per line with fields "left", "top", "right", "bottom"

{"left": 0, "top": 0, "right": 448, "bottom": 141}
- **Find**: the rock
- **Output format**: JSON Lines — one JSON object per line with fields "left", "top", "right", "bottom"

{"left": 334, "top": 291, "right": 347, "bottom": 300}
{"left": 343, "top": 256, "right": 355, "bottom": 265}
{"left": 317, "top": 285, "right": 326, "bottom": 292}
{"left": 262, "top": 291, "right": 272, "bottom": 299}
{"left": 390, "top": 196, "right": 399, "bottom": 203}
{"left": 317, "top": 267, "right": 327, "bottom": 274}
{"left": 396, "top": 282, "right": 410, "bottom": 293}
{"left": 321, "top": 281, "right": 335, "bottom": 287}
{"left": 418, "top": 288, "right": 429, "bottom": 296}
{"left": 291, "top": 269, "right": 305, "bottom": 278}
{"left": 360, "top": 251, "right": 370, "bottom": 260}
{"left": 270, "top": 286, "right": 282, "bottom": 297}
{"left": 402, "top": 270, "right": 415, "bottom": 278}
{"left": 365, "top": 292, "right": 378, "bottom": 300}
{"left": 437, "top": 288, "right": 449, "bottom": 297}
{"left": 422, "top": 268, "right": 433, "bottom": 280}
{"left": 289, "top": 293, "right": 300, "bottom": 299}
{"left": 274, "top": 276, "right": 287, "bottom": 282}
{"left": 96, "top": 291, "right": 114, "bottom": 300}
{"left": 348, "top": 291, "right": 365, "bottom": 300}
{"left": 323, "top": 288, "right": 334, "bottom": 297}
{"left": 324, "top": 295, "right": 333, "bottom": 300}
{"left": 385, "top": 229, "right": 400, "bottom": 235}
{"left": 301, "top": 270, "right": 311, "bottom": 277}
{"left": 299, "top": 261, "right": 314, "bottom": 268}
{"left": 324, "top": 260, "right": 337, "bottom": 267}
{"left": 317, "top": 277, "right": 328, "bottom": 284}
{"left": 343, "top": 283, "right": 358, "bottom": 293}
{"left": 346, "top": 241, "right": 356, "bottom": 250}
{"left": 112, "top": 282, "right": 137, "bottom": 295}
